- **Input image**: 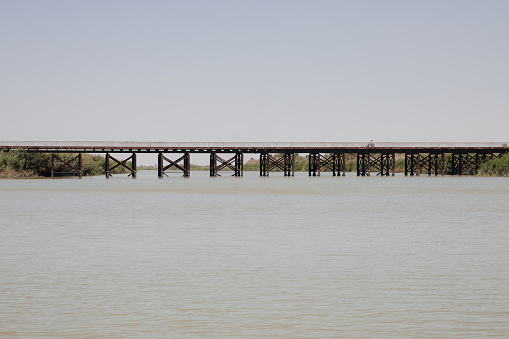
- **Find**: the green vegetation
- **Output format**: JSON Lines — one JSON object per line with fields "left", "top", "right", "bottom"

{"left": 0, "top": 149, "right": 49, "bottom": 177}
{"left": 477, "top": 153, "right": 509, "bottom": 177}
{"left": 138, "top": 165, "right": 158, "bottom": 170}
{"left": 0, "top": 149, "right": 131, "bottom": 178}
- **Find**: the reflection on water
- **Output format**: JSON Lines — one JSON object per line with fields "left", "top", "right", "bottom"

{"left": 1, "top": 171, "right": 509, "bottom": 337}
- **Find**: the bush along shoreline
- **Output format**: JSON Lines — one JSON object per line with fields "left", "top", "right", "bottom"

{"left": 477, "top": 153, "right": 509, "bottom": 176}
{"left": 1, "top": 150, "right": 508, "bottom": 178}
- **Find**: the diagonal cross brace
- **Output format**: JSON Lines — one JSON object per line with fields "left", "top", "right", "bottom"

{"left": 52, "top": 154, "right": 81, "bottom": 173}
{"left": 108, "top": 154, "right": 135, "bottom": 173}
{"left": 267, "top": 155, "right": 292, "bottom": 171}
{"left": 106, "top": 153, "right": 137, "bottom": 179}
{"left": 162, "top": 154, "right": 187, "bottom": 172}
{"left": 158, "top": 153, "right": 190, "bottom": 178}
{"left": 210, "top": 153, "right": 243, "bottom": 176}
{"left": 216, "top": 156, "right": 239, "bottom": 171}
{"left": 262, "top": 153, "right": 294, "bottom": 176}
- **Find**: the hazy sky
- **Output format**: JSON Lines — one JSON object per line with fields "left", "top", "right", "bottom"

{"left": 2, "top": 0, "right": 508, "bottom": 143}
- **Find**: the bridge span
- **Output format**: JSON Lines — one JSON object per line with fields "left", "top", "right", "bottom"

{"left": 1, "top": 141, "right": 508, "bottom": 178}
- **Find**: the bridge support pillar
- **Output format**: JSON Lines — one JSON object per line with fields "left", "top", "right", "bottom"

{"left": 310, "top": 153, "right": 346, "bottom": 176}
{"left": 260, "top": 153, "right": 268, "bottom": 176}
{"left": 50, "top": 153, "right": 83, "bottom": 178}
{"left": 450, "top": 153, "right": 472, "bottom": 175}
{"left": 158, "top": 152, "right": 190, "bottom": 178}
{"left": 405, "top": 153, "right": 421, "bottom": 176}
{"left": 449, "top": 152, "right": 502, "bottom": 175}
{"left": 334, "top": 153, "right": 347, "bottom": 176}
{"left": 210, "top": 153, "right": 216, "bottom": 177}
{"left": 419, "top": 153, "right": 445, "bottom": 176}
{"left": 260, "top": 153, "right": 295, "bottom": 177}
{"left": 105, "top": 153, "right": 137, "bottom": 179}
{"left": 450, "top": 153, "right": 460, "bottom": 175}
{"left": 210, "top": 152, "right": 243, "bottom": 177}
{"left": 357, "top": 153, "right": 370, "bottom": 176}
{"left": 309, "top": 153, "right": 318, "bottom": 176}
{"left": 369, "top": 153, "right": 396, "bottom": 176}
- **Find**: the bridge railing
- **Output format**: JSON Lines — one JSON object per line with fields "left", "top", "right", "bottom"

{"left": 1, "top": 141, "right": 508, "bottom": 149}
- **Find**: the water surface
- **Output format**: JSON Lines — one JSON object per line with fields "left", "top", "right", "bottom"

{"left": 1, "top": 171, "right": 508, "bottom": 337}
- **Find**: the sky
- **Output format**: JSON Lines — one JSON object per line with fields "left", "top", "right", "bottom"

{"left": 2, "top": 0, "right": 509, "bottom": 147}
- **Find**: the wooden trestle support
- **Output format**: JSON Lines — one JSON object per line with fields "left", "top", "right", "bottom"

{"left": 403, "top": 152, "right": 503, "bottom": 176}
{"left": 5, "top": 142, "right": 509, "bottom": 179}
{"left": 106, "top": 153, "right": 137, "bottom": 179}
{"left": 45, "top": 150, "right": 509, "bottom": 179}
{"left": 210, "top": 153, "right": 243, "bottom": 177}
{"left": 356, "top": 153, "right": 396, "bottom": 176}
{"left": 309, "top": 153, "right": 346, "bottom": 176}
{"left": 50, "top": 153, "right": 83, "bottom": 178}
{"left": 260, "top": 153, "right": 295, "bottom": 177}
{"left": 449, "top": 152, "right": 502, "bottom": 175}
{"left": 404, "top": 153, "right": 445, "bottom": 176}
{"left": 158, "top": 153, "right": 190, "bottom": 178}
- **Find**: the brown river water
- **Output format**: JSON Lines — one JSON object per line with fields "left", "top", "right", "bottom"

{"left": 1, "top": 171, "right": 508, "bottom": 338}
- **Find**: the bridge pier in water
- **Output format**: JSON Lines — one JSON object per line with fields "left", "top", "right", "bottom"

{"left": 309, "top": 153, "right": 346, "bottom": 176}
{"left": 309, "top": 153, "right": 318, "bottom": 176}
{"left": 449, "top": 152, "right": 501, "bottom": 175}
{"left": 106, "top": 153, "right": 137, "bottom": 179}
{"left": 356, "top": 152, "right": 396, "bottom": 176}
{"left": 260, "top": 153, "right": 295, "bottom": 177}
{"left": 356, "top": 153, "right": 369, "bottom": 176}
{"left": 404, "top": 153, "right": 450, "bottom": 176}
{"left": 210, "top": 152, "right": 243, "bottom": 177}
{"left": 402, "top": 152, "right": 503, "bottom": 176}
{"left": 371, "top": 153, "right": 396, "bottom": 176}
{"left": 405, "top": 152, "right": 447, "bottom": 176}
{"left": 158, "top": 152, "right": 190, "bottom": 178}
{"left": 420, "top": 153, "right": 445, "bottom": 176}
{"left": 404, "top": 153, "right": 420, "bottom": 176}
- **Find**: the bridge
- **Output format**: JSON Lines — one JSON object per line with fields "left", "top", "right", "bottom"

{"left": 1, "top": 141, "right": 507, "bottom": 178}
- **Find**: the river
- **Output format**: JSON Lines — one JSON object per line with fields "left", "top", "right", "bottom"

{"left": 1, "top": 171, "right": 508, "bottom": 337}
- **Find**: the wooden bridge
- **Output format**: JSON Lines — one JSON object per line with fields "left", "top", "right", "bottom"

{"left": 1, "top": 141, "right": 507, "bottom": 178}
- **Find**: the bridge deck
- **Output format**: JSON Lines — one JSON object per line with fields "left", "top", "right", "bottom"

{"left": 1, "top": 141, "right": 508, "bottom": 153}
